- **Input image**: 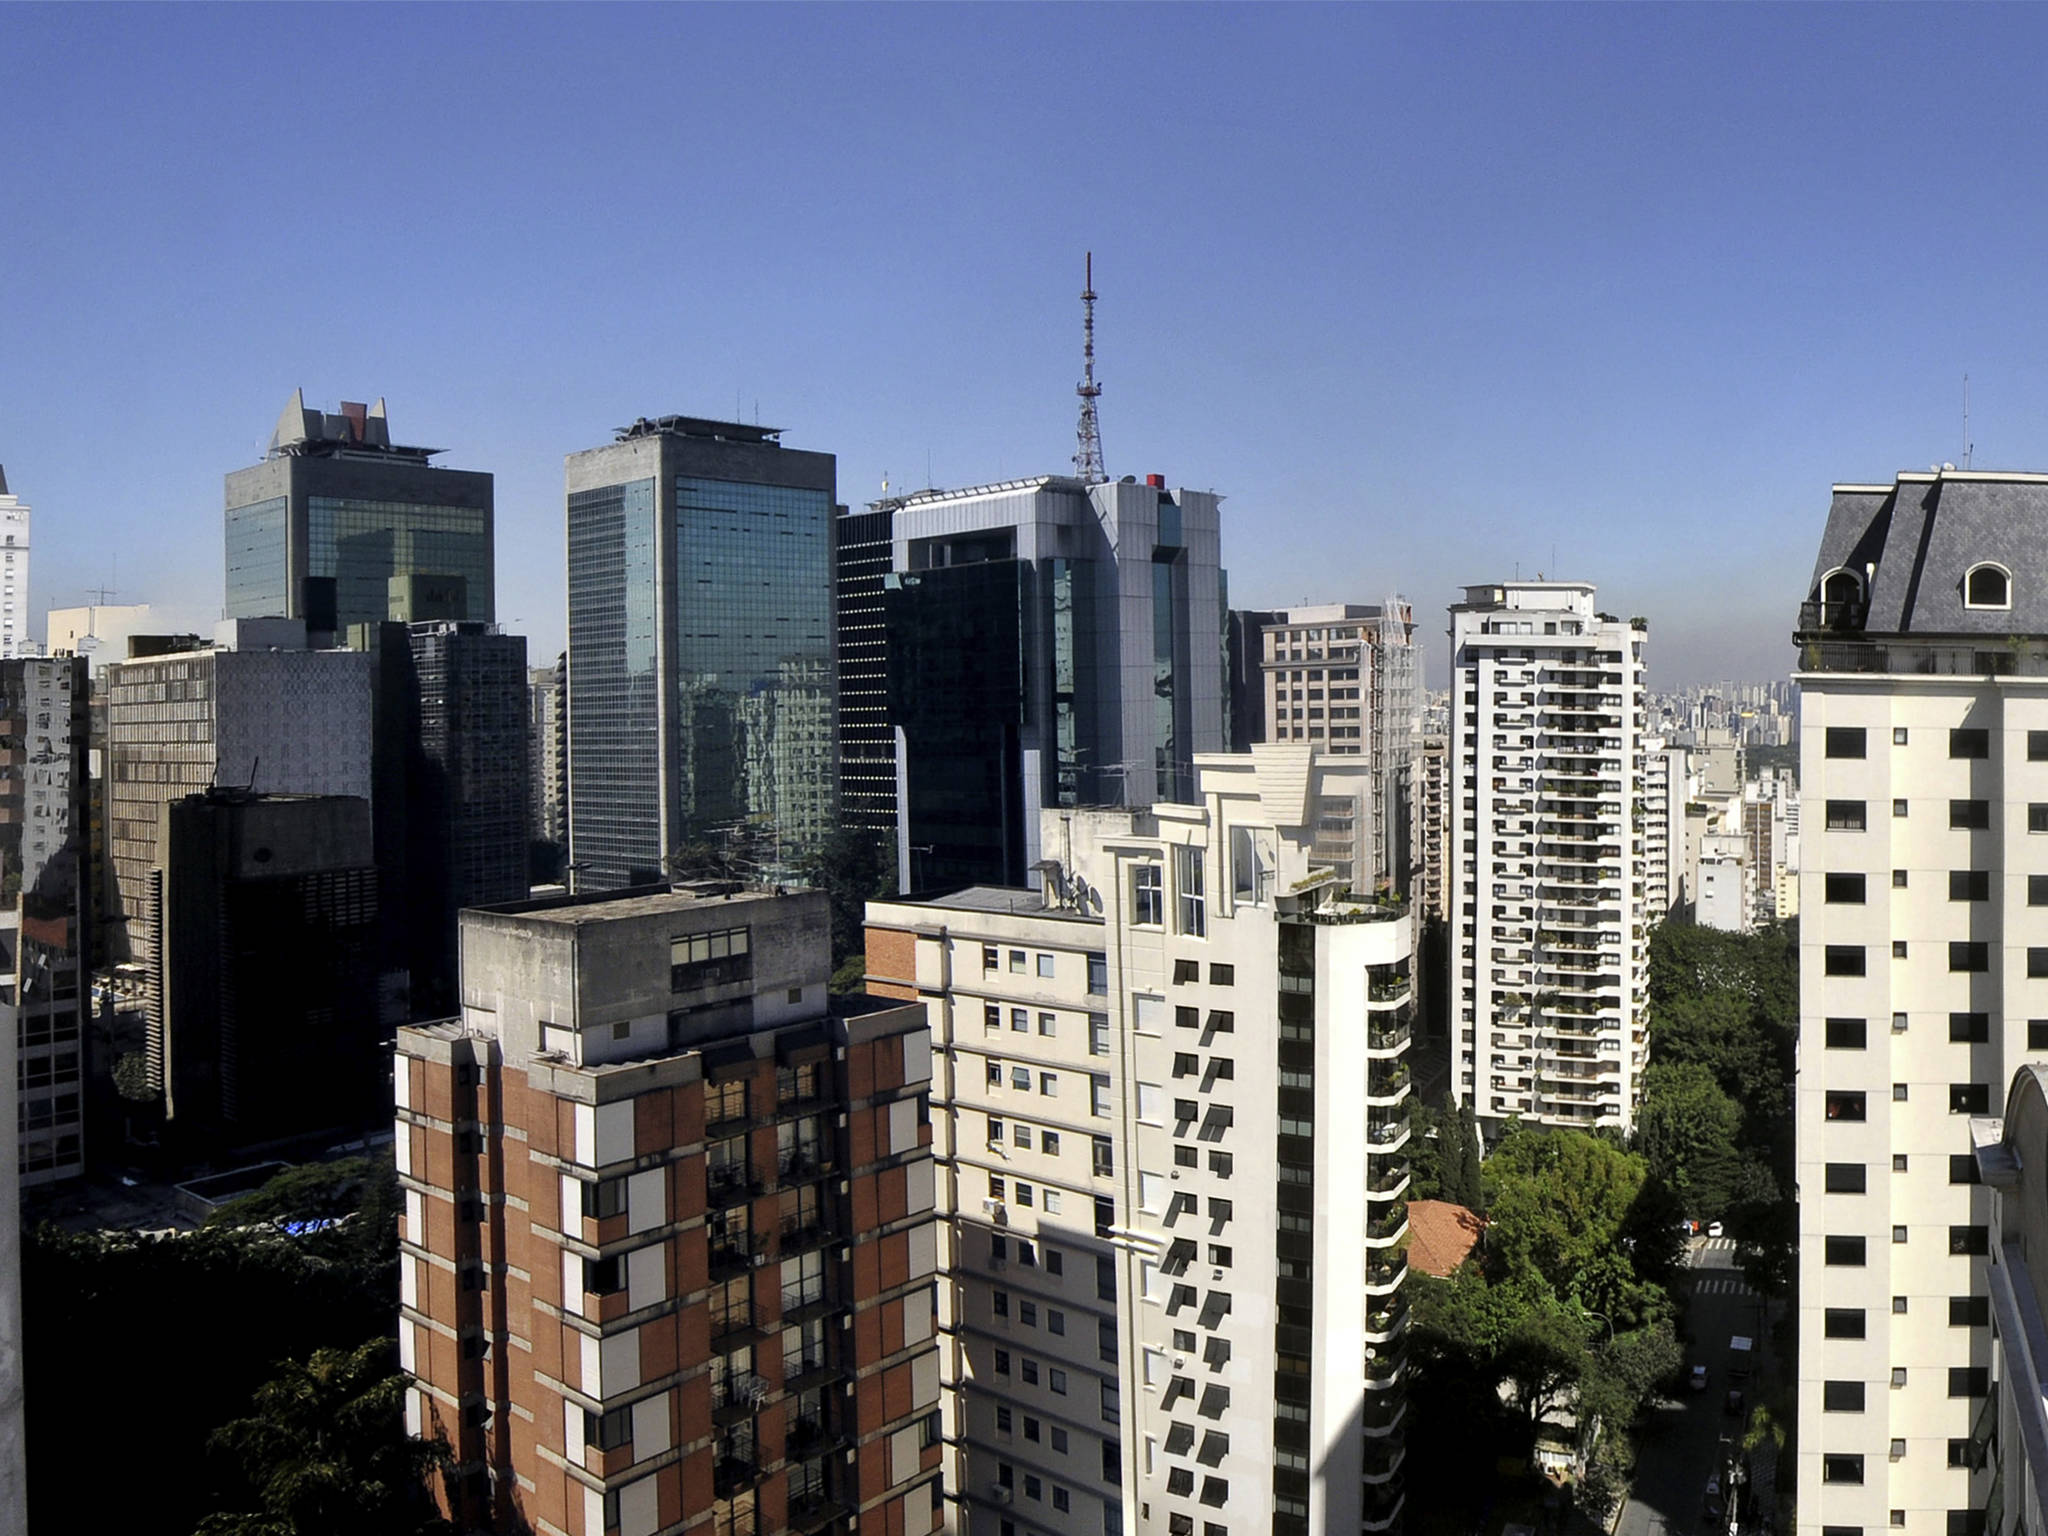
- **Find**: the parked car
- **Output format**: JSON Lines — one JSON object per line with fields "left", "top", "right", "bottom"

{"left": 1708, "top": 1220, "right": 1725, "bottom": 1238}
{"left": 1725, "top": 1387, "right": 1746, "bottom": 1416}
{"left": 1690, "top": 1364, "right": 1709, "bottom": 1392}
{"left": 1704, "top": 1473, "right": 1724, "bottom": 1521}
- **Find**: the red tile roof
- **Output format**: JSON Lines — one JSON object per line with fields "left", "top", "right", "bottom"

{"left": 1405, "top": 1199, "right": 1485, "bottom": 1278}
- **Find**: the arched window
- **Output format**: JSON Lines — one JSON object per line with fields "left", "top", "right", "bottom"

{"left": 1965, "top": 562, "right": 2012, "bottom": 610}
{"left": 1822, "top": 569, "right": 1862, "bottom": 606}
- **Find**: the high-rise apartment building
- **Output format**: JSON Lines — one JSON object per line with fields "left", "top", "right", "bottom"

{"left": 1642, "top": 739, "right": 1686, "bottom": 922}
{"left": 532, "top": 657, "right": 567, "bottom": 850}
{"left": 0, "top": 469, "right": 29, "bottom": 660}
{"left": 1, "top": 657, "right": 89, "bottom": 1186}
{"left": 835, "top": 505, "right": 895, "bottom": 844}
{"left": 150, "top": 790, "right": 383, "bottom": 1151}
{"left": 1790, "top": 468, "right": 2048, "bottom": 1535}
{"left": 566, "top": 417, "right": 836, "bottom": 891}
{"left": 102, "top": 619, "right": 373, "bottom": 961}
{"left": 1448, "top": 581, "right": 1650, "bottom": 1133}
{"left": 1415, "top": 733, "right": 1449, "bottom": 924}
{"left": 866, "top": 747, "right": 1413, "bottom": 1536}
{"left": 884, "top": 474, "right": 1224, "bottom": 891}
{"left": 1234, "top": 602, "right": 1418, "bottom": 891}
{"left": 396, "top": 886, "right": 942, "bottom": 1536}
{"left": 225, "top": 392, "right": 494, "bottom": 633}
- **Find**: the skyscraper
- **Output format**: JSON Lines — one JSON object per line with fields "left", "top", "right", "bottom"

{"left": 396, "top": 885, "right": 942, "bottom": 1536}
{"left": 884, "top": 473, "right": 1225, "bottom": 891}
{"left": 1447, "top": 581, "right": 1650, "bottom": 1134}
{"left": 224, "top": 391, "right": 494, "bottom": 633}
{"left": 0, "top": 468, "right": 29, "bottom": 660}
{"left": 566, "top": 417, "right": 837, "bottom": 891}
{"left": 834, "top": 505, "right": 896, "bottom": 843}
{"left": 1791, "top": 468, "right": 2039, "bottom": 1535}
{"left": 866, "top": 748, "right": 1413, "bottom": 1536}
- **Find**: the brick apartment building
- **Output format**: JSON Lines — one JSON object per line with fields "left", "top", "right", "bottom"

{"left": 395, "top": 884, "right": 944, "bottom": 1536}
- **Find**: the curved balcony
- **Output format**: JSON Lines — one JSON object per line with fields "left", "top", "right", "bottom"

{"left": 1367, "top": 1111, "right": 1410, "bottom": 1154}
{"left": 1362, "top": 1338, "right": 1407, "bottom": 1388}
{"left": 1365, "top": 1255, "right": 1406, "bottom": 1296}
{"left": 1364, "top": 1294, "right": 1409, "bottom": 1346}
{"left": 1361, "top": 1392, "right": 1408, "bottom": 1436}
{"left": 1365, "top": 1061, "right": 1411, "bottom": 1108}
{"left": 1366, "top": 965, "right": 1413, "bottom": 1010}
{"left": 1365, "top": 1156, "right": 1410, "bottom": 1200}
{"left": 1365, "top": 1018, "right": 1411, "bottom": 1058}
{"left": 1364, "top": 1202, "right": 1409, "bottom": 1250}
{"left": 1361, "top": 1432, "right": 1407, "bottom": 1484}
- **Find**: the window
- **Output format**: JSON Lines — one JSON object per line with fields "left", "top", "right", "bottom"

{"left": 1049, "top": 1367, "right": 1068, "bottom": 1395}
{"left": 1894, "top": 869, "right": 1909, "bottom": 888}
{"left": 1894, "top": 1225, "right": 1909, "bottom": 1243}
{"left": 1949, "top": 1084, "right": 1990, "bottom": 1114}
{"left": 1950, "top": 1012, "right": 1990, "bottom": 1042}
{"left": 1826, "top": 800, "right": 1868, "bottom": 830}
{"left": 1823, "top": 1380, "right": 1867, "bottom": 1412}
{"left": 1097, "top": 1253, "right": 1116, "bottom": 1301}
{"left": 995, "top": 1405, "right": 1013, "bottom": 1434}
{"left": 2033, "top": 805, "right": 2048, "bottom": 834}
{"left": 1948, "top": 1367, "right": 1990, "bottom": 1397}
{"left": 1950, "top": 942, "right": 1989, "bottom": 973}
{"left": 1040, "top": 1073, "right": 1058, "bottom": 1097}
{"left": 987, "top": 1061, "right": 1002, "bottom": 1088}
{"left": 1087, "top": 953, "right": 1107, "bottom": 995}
{"left": 1824, "top": 1308, "right": 1867, "bottom": 1338}
{"left": 1894, "top": 1012, "right": 1910, "bottom": 1033}
{"left": 1952, "top": 799, "right": 1991, "bottom": 829}
{"left": 1895, "top": 798, "right": 1910, "bottom": 818}
{"left": 582, "top": 1177, "right": 628, "bottom": 1219}
{"left": 1948, "top": 1440, "right": 1972, "bottom": 1469}
{"left": 1827, "top": 727, "right": 1867, "bottom": 758}
{"left": 1896, "top": 727, "right": 1910, "bottom": 745}
{"left": 2032, "top": 948, "right": 2048, "bottom": 978}
{"left": 1010, "top": 1008, "right": 1028, "bottom": 1033}
{"left": 1822, "top": 1455, "right": 1865, "bottom": 1485}
{"left": 1826, "top": 947, "right": 1866, "bottom": 977}
{"left": 1951, "top": 1295, "right": 1990, "bottom": 1326}
{"left": 1042, "top": 1131, "right": 1060, "bottom": 1157}
{"left": 1048, "top": 1309, "right": 1065, "bottom": 1335}
{"left": 2034, "top": 730, "right": 2048, "bottom": 761}
{"left": 983, "top": 945, "right": 1000, "bottom": 971}
{"left": 984, "top": 1004, "right": 1001, "bottom": 1033}
{"left": 2034, "top": 1020, "right": 2048, "bottom": 1051}
{"left": 1176, "top": 1005, "right": 1200, "bottom": 1030}
{"left": 1950, "top": 1155, "right": 1981, "bottom": 1185}
{"left": 585, "top": 1404, "right": 632, "bottom": 1449}
{"left": 1039, "top": 1013, "right": 1057, "bottom": 1037}
{"left": 1825, "top": 1163, "right": 1868, "bottom": 1194}
{"left": 1013, "top": 1124, "right": 1031, "bottom": 1148}
{"left": 1132, "top": 865, "right": 1165, "bottom": 927}
{"left": 1091, "top": 1076, "right": 1112, "bottom": 1119}
{"left": 1175, "top": 845, "right": 1206, "bottom": 937}
{"left": 1011, "top": 1067, "right": 1030, "bottom": 1090}
{"left": 1092, "top": 1136, "right": 1114, "bottom": 1177}
{"left": 1894, "top": 1083, "right": 1909, "bottom": 1102}
{"left": 994, "top": 1349, "right": 1010, "bottom": 1376}
{"left": 1951, "top": 727, "right": 1991, "bottom": 759}
{"left": 1827, "top": 873, "right": 1867, "bottom": 903}
{"left": 1209, "top": 964, "right": 1234, "bottom": 986}
{"left": 993, "top": 1289, "right": 1010, "bottom": 1318}
{"left": 671, "top": 926, "right": 752, "bottom": 991}
{"left": 1949, "top": 1225, "right": 1990, "bottom": 1255}
{"left": 1826, "top": 1091, "right": 1867, "bottom": 1121}
{"left": 1894, "top": 1154, "right": 1910, "bottom": 1172}
{"left": 1010, "top": 950, "right": 1026, "bottom": 973}
{"left": 2032, "top": 876, "right": 2048, "bottom": 906}
{"left": 1951, "top": 870, "right": 1990, "bottom": 901}
{"left": 1089, "top": 1013, "right": 1110, "bottom": 1056}
{"left": 1021, "top": 1359, "right": 1038, "bottom": 1385}
{"left": 1826, "top": 1017, "right": 1867, "bottom": 1049}
{"left": 1894, "top": 940, "right": 1909, "bottom": 959}
{"left": 1965, "top": 563, "right": 2011, "bottom": 609}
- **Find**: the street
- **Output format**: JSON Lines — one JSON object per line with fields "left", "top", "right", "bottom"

{"left": 1616, "top": 1237, "right": 1774, "bottom": 1536}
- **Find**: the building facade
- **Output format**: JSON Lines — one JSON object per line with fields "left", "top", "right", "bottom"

{"left": 884, "top": 474, "right": 1224, "bottom": 892}
{"left": 225, "top": 391, "right": 494, "bottom": 633}
{"left": 1234, "top": 602, "right": 1418, "bottom": 892}
{"left": 532, "top": 657, "right": 567, "bottom": 850}
{"left": 1788, "top": 469, "right": 2048, "bottom": 1536}
{"left": 835, "top": 505, "right": 895, "bottom": 845}
{"left": 1447, "top": 581, "right": 1650, "bottom": 1133}
{"left": 149, "top": 791, "right": 383, "bottom": 1150}
{"left": 866, "top": 747, "right": 1412, "bottom": 1536}
{"left": 0, "top": 469, "right": 28, "bottom": 660}
{"left": 566, "top": 418, "right": 837, "bottom": 891}
{"left": 102, "top": 620, "right": 373, "bottom": 962}
{"left": 395, "top": 886, "right": 942, "bottom": 1536}
{"left": 1, "top": 657, "right": 89, "bottom": 1186}
{"left": 1970, "top": 1068, "right": 2048, "bottom": 1536}
{"left": 1642, "top": 739, "right": 1686, "bottom": 922}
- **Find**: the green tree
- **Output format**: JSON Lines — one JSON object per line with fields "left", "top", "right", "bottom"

{"left": 1453, "top": 1100, "right": 1486, "bottom": 1210}
{"left": 1635, "top": 1060, "right": 1743, "bottom": 1217}
{"left": 803, "top": 826, "right": 897, "bottom": 972}
{"left": 1409, "top": 1102, "right": 1446, "bottom": 1201}
{"left": 1483, "top": 1125, "right": 1656, "bottom": 1323}
{"left": 195, "top": 1338, "right": 448, "bottom": 1536}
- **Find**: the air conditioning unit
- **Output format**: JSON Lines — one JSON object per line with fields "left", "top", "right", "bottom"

{"left": 991, "top": 1486, "right": 1014, "bottom": 1505}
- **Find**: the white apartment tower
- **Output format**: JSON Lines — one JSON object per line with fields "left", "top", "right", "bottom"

{"left": 1448, "top": 581, "right": 1650, "bottom": 1133}
{"left": 1791, "top": 469, "right": 2048, "bottom": 1535}
{"left": 867, "top": 747, "right": 1413, "bottom": 1536}
{"left": 0, "top": 470, "right": 28, "bottom": 659}
{"left": 1642, "top": 738, "right": 1686, "bottom": 922}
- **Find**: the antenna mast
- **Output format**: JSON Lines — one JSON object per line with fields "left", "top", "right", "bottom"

{"left": 1073, "top": 252, "right": 1106, "bottom": 484}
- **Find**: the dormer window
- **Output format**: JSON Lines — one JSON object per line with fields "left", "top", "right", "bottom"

{"left": 1965, "top": 562, "right": 2012, "bottom": 611}
{"left": 1822, "top": 569, "right": 1862, "bottom": 607}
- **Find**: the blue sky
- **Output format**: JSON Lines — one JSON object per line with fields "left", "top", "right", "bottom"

{"left": 7, "top": 3, "right": 2048, "bottom": 687}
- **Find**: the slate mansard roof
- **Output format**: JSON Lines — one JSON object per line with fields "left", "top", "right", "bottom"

{"left": 1803, "top": 471, "right": 2048, "bottom": 636}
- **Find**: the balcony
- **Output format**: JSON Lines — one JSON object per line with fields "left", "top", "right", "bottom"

{"left": 1366, "top": 1062, "right": 1410, "bottom": 1107}
{"left": 1365, "top": 1295, "right": 1410, "bottom": 1345}
{"left": 1361, "top": 1392, "right": 1408, "bottom": 1435}
{"left": 1367, "top": 1113, "right": 1410, "bottom": 1153}
{"left": 709, "top": 1300, "right": 760, "bottom": 1345}
{"left": 708, "top": 1231, "right": 768, "bottom": 1279}
{"left": 713, "top": 1447, "right": 763, "bottom": 1498}
{"left": 1365, "top": 1158, "right": 1411, "bottom": 1200}
{"left": 1798, "top": 597, "right": 1868, "bottom": 633}
{"left": 1361, "top": 1480, "right": 1407, "bottom": 1533}
{"left": 787, "top": 1491, "right": 851, "bottom": 1535}
{"left": 706, "top": 1159, "right": 762, "bottom": 1207}
{"left": 786, "top": 1405, "right": 852, "bottom": 1455}
{"left": 1367, "top": 968, "right": 1412, "bottom": 1006}
{"left": 1363, "top": 1339, "right": 1407, "bottom": 1386}
{"left": 779, "top": 1211, "right": 838, "bottom": 1256}
{"left": 776, "top": 1144, "right": 834, "bottom": 1182}
{"left": 781, "top": 1280, "right": 841, "bottom": 1325}
{"left": 712, "top": 1370, "right": 771, "bottom": 1426}
{"left": 784, "top": 1347, "right": 845, "bottom": 1392}
{"left": 1365, "top": 1204, "right": 1410, "bottom": 1249}
{"left": 1365, "top": 1019, "right": 1411, "bottom": 1057}
{"left": 1361, "top": 1431, "right": 1407, "bottom": 1483}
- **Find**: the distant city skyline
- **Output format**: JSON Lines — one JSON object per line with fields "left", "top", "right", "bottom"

{"left": 14, "top": 6, "right": 2048, "bottom": 688}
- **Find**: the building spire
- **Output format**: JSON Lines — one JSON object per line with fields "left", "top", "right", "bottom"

{"left": 1073, "top": 252, "right": 1106, "bottom": 484}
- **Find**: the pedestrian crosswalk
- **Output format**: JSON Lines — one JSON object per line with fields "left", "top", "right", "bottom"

{"left": 1692, "top": 1274, "right": 1753, "bottom": 1297}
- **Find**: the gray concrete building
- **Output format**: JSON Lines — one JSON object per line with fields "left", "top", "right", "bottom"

{"left": 102, "top": 619, "right": 373, "bottom": 961}
{"left": 225, "top": 391, "right": 493, "bottom": 633}
{"left": 566, "top": 416, "right": 837, "bottom": 890}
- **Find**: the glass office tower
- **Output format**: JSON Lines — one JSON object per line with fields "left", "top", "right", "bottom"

{"left": 565, "top": 417, "right": 837, "bottom": 890}
{"left": 224, "top": 391, "right": 494, "bottom": 632}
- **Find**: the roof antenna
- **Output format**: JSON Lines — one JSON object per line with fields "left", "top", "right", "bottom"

{"left": 1073, "top": 252, "right": 1106, "bottom": 484}
{"left": 1963, "top": 373, "right": 1973, "bottom": 469}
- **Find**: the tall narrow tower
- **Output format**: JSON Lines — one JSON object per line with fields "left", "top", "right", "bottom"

{"left": 1073, "top": 252, "right": 1107, "bottom": 484}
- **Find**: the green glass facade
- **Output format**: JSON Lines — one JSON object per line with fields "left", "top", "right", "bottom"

{"left": 306, "top": 495, "right": 493, "bottom": 631}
